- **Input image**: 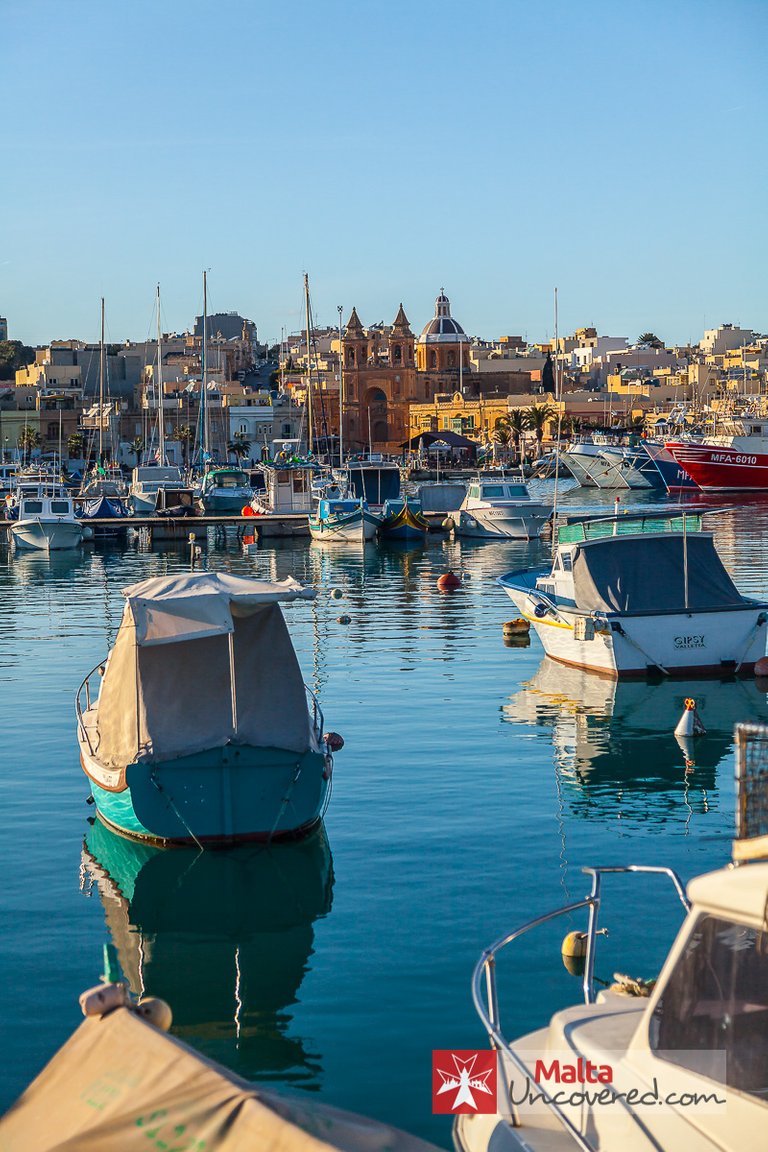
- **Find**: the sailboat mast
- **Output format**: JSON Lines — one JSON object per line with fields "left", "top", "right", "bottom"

{"left": 99, "top": 297, "right": 105, "bottom": 464}
{"left": 202, "top": 270, "right": 209, "bottom": 461}
{"left": 156, "top": 284, "right": 166, "bottom": 467}
{"left": 304, "top": 273, "right": 313, "bottom": 455}
{"left": 337, "top": 305, "right": 344, "bottom": 468}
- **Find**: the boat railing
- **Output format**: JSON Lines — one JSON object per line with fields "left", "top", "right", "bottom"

{"left": 75, "top": 661, "right": 106, "bottom": 756}
{"left": 471, "top": 866, "right": 689, "bottom": 1143}
{"left": 556, "top": 510, "right": 704, "bottom": 545}
{"left": 305, "top": 683, "right": 324, "bottom": 739}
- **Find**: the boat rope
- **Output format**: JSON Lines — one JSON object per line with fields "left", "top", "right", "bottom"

{"left": 611, "top": 622, "right": 670, "bottom": 676}
{"left": 149, "top": 768, "right": 205, "bottom": 853}
{"left": 266, "top": 761, "right": 303, "bottom": 845}
{"left": 734, "top": 612, "right": 768, "bottom": 674}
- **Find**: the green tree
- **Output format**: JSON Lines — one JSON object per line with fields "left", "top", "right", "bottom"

{"left": 67, "top": 432, "right": 84, "bottom": 460}
{"left": 18, "top": 424, "right": 41, "bottom": 464}
{"left": 526, "top": 402, "right": 556, "bottom": 457}
{"left": 227, "top": 432, "right": 251, "bottom": 463}
{"left": 130, "top": 437, "right": 145, "bottom": 467}
{"left": 638, "top": 332, "right": 664, "bottom": 349}
{"left": 172, "top": 425, "right": 193, "bottom": 465}
{"left": 506, "top": 409, "right": 528, "bottom": 462}
{"left": 0, "top": 340, "right": 35, "bottom": 381}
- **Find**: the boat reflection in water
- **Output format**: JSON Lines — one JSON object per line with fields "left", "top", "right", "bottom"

{"left": 82, "top": 818, "right": 334, "bottom": 1086}
{"left": 504, "top": 658, "right": 768, "bottom": 818}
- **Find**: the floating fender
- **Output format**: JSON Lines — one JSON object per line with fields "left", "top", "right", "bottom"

{"left": 330, "top": 587, "right": 344, "bottom": 600}
{"left": 337, "top": 614, "right": 351, "bottom": 624}
{"left": 81, "top": 525, "right": 94, "bottom": 541}
{"left": 241, "top": 505, "right": 255, "bottom": 517}
{"left": 561, "top": 930, "right": 588, "bottom": 959}
{"left": 325, "top": 732, "right": 345, "bottom": 752}
{"left": 442, "top": 516, "right": 455, "bottom": 532}
{"left": 503, "top": 618, "right": 530, "bottom": 635}
{"left": 135, "top": 997, "right": 173, "bottom": 1032}
{"left": 437, "top": 571, "right": 462, "bottom": 592}
{"left": 79, "top": 982, "right": 128, "bottom": 1018}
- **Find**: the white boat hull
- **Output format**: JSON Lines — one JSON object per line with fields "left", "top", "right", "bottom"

{"left": 456, "top": 504, "right": 550, "bottom": 540}
{"left": 11, "top": 518, "right": 84, "bottom": 551}
{"left": 501, "top": 585, "right": 768, "bottom": 677}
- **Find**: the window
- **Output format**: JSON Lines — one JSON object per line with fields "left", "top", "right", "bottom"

{"left": 50, "top": 501, "right": 69, "bottom": 514}
{"left": 24, "top": 501, "right": 43, "bottom": 514}
{"left": 393, "top": 345, "right": 402, "bottom": 363}
{"left": 561, "top": 551, "right": 573, "bottom": 572}
{"left": 650, "top": 913, "right": 768, "bottom": 1099}
{"left": 481, "top": 485, "right": 505, "bottom": 498}
{"left": 430, "top": 351, "right": 437, "bottom": 368}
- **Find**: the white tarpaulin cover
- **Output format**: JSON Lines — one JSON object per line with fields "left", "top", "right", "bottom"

{"left": 93, "top": 573, "right": 317, "bottom": 768}
{"left": 0, "top": 1006, "right": 442, "bottom": 1152}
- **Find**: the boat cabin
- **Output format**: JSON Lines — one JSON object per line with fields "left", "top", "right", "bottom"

{"left": 201, "top": 468, "right": 250, "bottom": 493}
{"left": 257, "top": 464, "right": 315, "bottom": 514}
{"left": 345, "top": 460, "right": 400, "bottom": 508}
{"left": 17, "top": 491, "right": 76, "bottom": 521}
{"left": 465, "top": 481, "right": 531, "bottom": 504}
{"left": 317, "top": 498, "right": 363, "bottom": 520}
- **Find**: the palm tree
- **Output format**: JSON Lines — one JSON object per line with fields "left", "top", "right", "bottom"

{"left": 227, "top": 431, "right": 251, "bottom": 463}
{"left": 130, "top": 437, "right": 144, "bottom": 468}
{"left": 66, "top": 431, "right": 84, "bottom": 461}
{"left": 171, "top": 425, "right": 193, "bottom": 468}
{"left": 491, "top": 417, "right": 511, "bottom": 464}
{"left": 18, "top": 425, "right": 41, "bottom": 465}
{"left": 638, "top": 332, "right": 664, "bottom": 349}
{"left": 525, "top": 402, "right": 556, "bottom": 458}
{"left": 506, "top": 409, "right": 528, "bottom": 463}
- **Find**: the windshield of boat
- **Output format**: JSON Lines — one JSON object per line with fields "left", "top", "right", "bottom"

{"left": 213, "top": 472, "right": 247, "bottom": 487}
{"left": 649, "top": 912, "right": 768, "bottom": 1100}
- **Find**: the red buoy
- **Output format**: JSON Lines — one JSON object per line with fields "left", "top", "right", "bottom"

{"left": 437, "top": 570, "right": 462, "bottom": 592}
{"left": 241, "top": 505, "right": 255, "bottom": 517}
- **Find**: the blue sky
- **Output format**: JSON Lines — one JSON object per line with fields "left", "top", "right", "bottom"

{"left": 4, "top": 0, "right": 766, "bottom": 348}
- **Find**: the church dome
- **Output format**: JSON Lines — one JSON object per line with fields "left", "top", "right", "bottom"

{"left": 418, "top": 290, "right": 466, "bottom": 343}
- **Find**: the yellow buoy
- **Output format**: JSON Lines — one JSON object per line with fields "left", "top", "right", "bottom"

{"left": 503, "top": 618, "right": 530, "bottom": 635}
{"left": 561, "top": 930, "right": 588, "bottom": 958}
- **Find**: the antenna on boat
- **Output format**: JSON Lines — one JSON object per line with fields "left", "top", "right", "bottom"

{"left": 551, "top": 287, "right": 563, "bottom": 552}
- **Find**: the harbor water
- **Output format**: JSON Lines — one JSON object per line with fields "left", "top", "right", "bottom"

{"left": 1, "top": 485, "right": 767, "bottom": 1146}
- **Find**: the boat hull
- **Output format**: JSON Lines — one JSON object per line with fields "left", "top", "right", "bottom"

{"left": 81, "top": 742, "right": 332, "bottom": 845}
{"left": 380, "top": 503, "right": 429, "bottom": 541}
{"left": 10, "top": 519, "right": 84, "bottom": 551}
{"left": 456, "top": 504, "right": 550, "bottom": 539}
{"left": 500, "top": 583, "right": 768, "bottom": 677}
{"left": 309, "top": 508, "right": 379, "bottom": 542}
{"left": 666, "top": 440, "right": 768, "bottom": 491}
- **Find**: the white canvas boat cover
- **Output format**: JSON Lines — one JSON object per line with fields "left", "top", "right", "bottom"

{"left": 93, "top": 573, "right": 317, "bottom": 767}
{"left": 0, "top": 1006, "right": 441, "bottom": 1152}
{"left": 571, "top": 533, "right": 749, "bottom": 614}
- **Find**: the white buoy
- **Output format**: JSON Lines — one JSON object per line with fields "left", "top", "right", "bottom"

{"left": 674, "top": 697, "right": 706, "bottom": 738}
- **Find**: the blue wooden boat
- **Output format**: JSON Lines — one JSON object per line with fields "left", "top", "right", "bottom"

{"left": 76, "top": 572, "right": 338, "bottom": 845}
{"left": 379, "top": 497, "right": 429, "bottom": 542}
{"left": 308, "top": 497, "right": 380, "bottom": 543}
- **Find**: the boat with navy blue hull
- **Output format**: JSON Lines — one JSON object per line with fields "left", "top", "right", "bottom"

{"left": 380, "top": 497, "right": 429, "bottom": 542}
{"left": 76, "top": 572, "right": 338, "bottom": 845}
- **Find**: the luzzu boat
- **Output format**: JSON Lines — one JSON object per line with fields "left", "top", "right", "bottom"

{"left": 308, "top": 497, "right": 380, "bottom": 543}
{"left": 456, "top": 721, "right": 768, "bottom": 1152}
{"left": 499, "top": 509, "right": 768, "bottom": 677}
{"left": 380, "top": 497, "right": 429, "bottom": 542}
{"left": 76, "top": 572, "right": 337, "bottom": 845}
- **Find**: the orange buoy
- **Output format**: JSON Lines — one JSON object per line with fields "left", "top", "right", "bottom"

{"left": 242, "top": 505, "right": 255, "bottom": 517}
{"left": 755, "top": 657, "right": 768, "bottom": 678}
{"left": 437, "top": 570, "right": 462, "bottom": 592}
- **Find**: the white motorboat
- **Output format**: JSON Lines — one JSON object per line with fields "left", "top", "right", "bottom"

{"left": 454, "top": 479, "right": 550, "bottom": 540}
{"left": 9, "top": 485, "right": 84, "bottom": 551}
{"left": 564, "top": 434, "right": 654, "bottom": 490}
{"left": 251, "top": 461, "right": 317, "bottom": 516}
{"left": 499, "top": 509, "right": 768, "bottom": 677}
{"left": 128, "top": 464, "right": 187, "bottom": 514}
{"left": 456, "top": 721, "right": 768, "bottom": 1152}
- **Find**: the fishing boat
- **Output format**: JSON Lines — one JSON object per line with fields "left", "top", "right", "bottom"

{"left": 454, "top": 479, "right": 550, "bottom": 540}
{"left": 76, "top": 571, "right": 338, "bottom": 845}
{"left": 498, "top": 509, "right": 768, "bottom": 677}
{"left": 666, "top": 413, "right": 768, "bottom": 491}
{"left": 9, "top": 484, "right": 85, "bottom": 551}
{"left": 308, "top": 496, "right": 380, "bottom": 543}
{"left": 563, "top": 433, "right": 655, "bottom": 490}
{"left": 128, "top": 465, "right": 187, "bottom": 514}
{"left": 198, "top": 466, "right": 254, "bottom": 515}
{"left": 251, "top": 460, "right": 317, "bottom": 516}
{"left": 380, "top": 496, "right": 429, "bottom": 542}
{"left": 456, "top": 721, "right": 768, "bottom": 1152}
{"left": 148, "top": 485, "right": 206, "bottom": 540}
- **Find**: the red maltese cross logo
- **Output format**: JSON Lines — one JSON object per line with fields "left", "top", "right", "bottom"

{"left": 432, "top": 1050, "right": 497, "bottom": 1114}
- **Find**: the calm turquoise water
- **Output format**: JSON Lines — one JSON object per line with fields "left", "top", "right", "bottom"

{"left": 1, "top": 486, "right": 767, "bottom": 1147}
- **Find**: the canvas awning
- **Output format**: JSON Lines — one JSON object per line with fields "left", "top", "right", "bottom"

{"left": 0, "top": 1006, "right": 442, "bottom": 1152}
{"left": 123, "top": 572, "right": 315, "bottom": 647}
{"left": 93, "top": 573, "right": 317, "bottom": 767}
{"left": 401, "top": 430, "right": 478, "bottom": 452}
{"left": 571, "top": 534, "right": 748, "bottom": 614}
